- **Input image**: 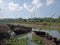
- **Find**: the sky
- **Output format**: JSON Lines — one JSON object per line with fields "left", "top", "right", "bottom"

{"left": 0, "top": 0, "right": 60, "bottom": 19}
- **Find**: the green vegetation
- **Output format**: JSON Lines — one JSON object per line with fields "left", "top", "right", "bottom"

{"left": 0, "top": 17, "right": 60, "bottom": 32}
{"left": 3, "top": 35, "right": 28, "bottom": 45}
{"left": 19, "top": 23, "right": 60, "bottom": 33}
{"left": 0, "top": 16, "right": 60, "bottom": 27}
{"left": 11, "top": 38, "right": 27, "bottom": 45}
{"left": 32, "top": 35, "right": 44, "bottom": 45}
{"left": 11, "top": 35, "right": 28, "bottom": 45}
{"left": 0, "top": 16, "right": 60, "bottom": 45}
{"left": 0, "top": 16, "right": 60, "bottom": 23}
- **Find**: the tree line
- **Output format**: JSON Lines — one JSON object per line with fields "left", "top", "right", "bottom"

{"left": 0, "top": 16, "right": 60, "bottom": 23}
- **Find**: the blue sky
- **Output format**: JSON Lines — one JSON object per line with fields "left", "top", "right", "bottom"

{"left": 0, "top": 0, "right": 60, "bottom": 19}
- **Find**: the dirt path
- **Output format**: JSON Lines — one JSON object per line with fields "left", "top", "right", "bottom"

{"left": 40, "top": 37, "right": 56, "bottom": 45}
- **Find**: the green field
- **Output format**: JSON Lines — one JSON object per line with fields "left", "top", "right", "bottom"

{"left": 0, "top": 22, "right": 60, "bottom": 31}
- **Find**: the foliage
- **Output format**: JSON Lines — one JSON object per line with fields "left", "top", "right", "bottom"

{"left": 32, "top": 35, "right": 44, "bottom": 45}
{"left": 11, "top": 36, "right": 28, "bottom": 45}
{"left": 0, "top": 16, "right": 60, "bottom": 23}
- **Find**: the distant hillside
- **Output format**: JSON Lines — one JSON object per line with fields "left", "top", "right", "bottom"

{"left": 0, "top": 16, "right": 60, "bottom": 23}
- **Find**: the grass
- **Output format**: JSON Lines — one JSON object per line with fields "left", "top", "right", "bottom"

{"left": 4, "top": 35, "right": 28, "bottom": 45}
{"left": 32, "top": 35, "right": 44, "bottom": 45}
{"left": 0, "top": 22, "right": 60, "bottom": 32}
{"left": 0, "top": 22, "right": 60, "bottom": 45}
{"left": 11, "top": 35, "right": 28, "bottom": 45}
{"left": 11, "top": 38, "right": 27, "bottom": 45}
{"left": 19, "top": 22, "right": 60, "bottom": 33}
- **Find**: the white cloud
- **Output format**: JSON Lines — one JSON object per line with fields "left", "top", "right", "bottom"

{"left": 32, "top": 0, "right": 39, "bottom": 6}
{"left": 32, "top": 0, "right": 42, "bottom": 8}
{"left": 46, "top": 0, "right": 54, "bottom": 6}
{"left": 23, "top": 3, "right": 36, "bottom": 13}
{"left": 8, "top": 0, "right": 43, "bottom": 12}
{"left": 29, "top": 7, "right": 36, "bottom": 13}
{"left": 8, "top": 2, "right": 23, "bottom": 11}
{"left": 23, "top": 0, "right": 42, "bottom": 13}
{"left": 19, "top": 7, "right": 23, "bottom": 11}
{"left": 0, "top": 0, "right": 3, "bottom": 4}
{"left": 23, "top": 3, "right": 30, "bottom": 10}
{"left": 36, "top": 3, "right": 42, "bottom": 8}
{"left": 0, "top": 0, "right": 3, "bottom": 7}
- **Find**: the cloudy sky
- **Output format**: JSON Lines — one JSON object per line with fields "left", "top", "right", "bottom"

{"left": 0, "top": 0, "right": 60, "bottom": 19}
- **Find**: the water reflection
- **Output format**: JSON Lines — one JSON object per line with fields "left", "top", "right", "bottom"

{"left": 41, "top": 30, "right": 60, "bottom": 39}
{"left": 32, "top": 28, "right": 60, "bottom": 39}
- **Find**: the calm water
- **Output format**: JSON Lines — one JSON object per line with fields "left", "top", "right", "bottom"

{"left": 18, "top": 28, "right": 60, "bottom": 45}
{"left": 18, "top": 32, "right": 39, "bottom": 45}
{"left": 32, "top": 28, "right": 60, "bottom": 39}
